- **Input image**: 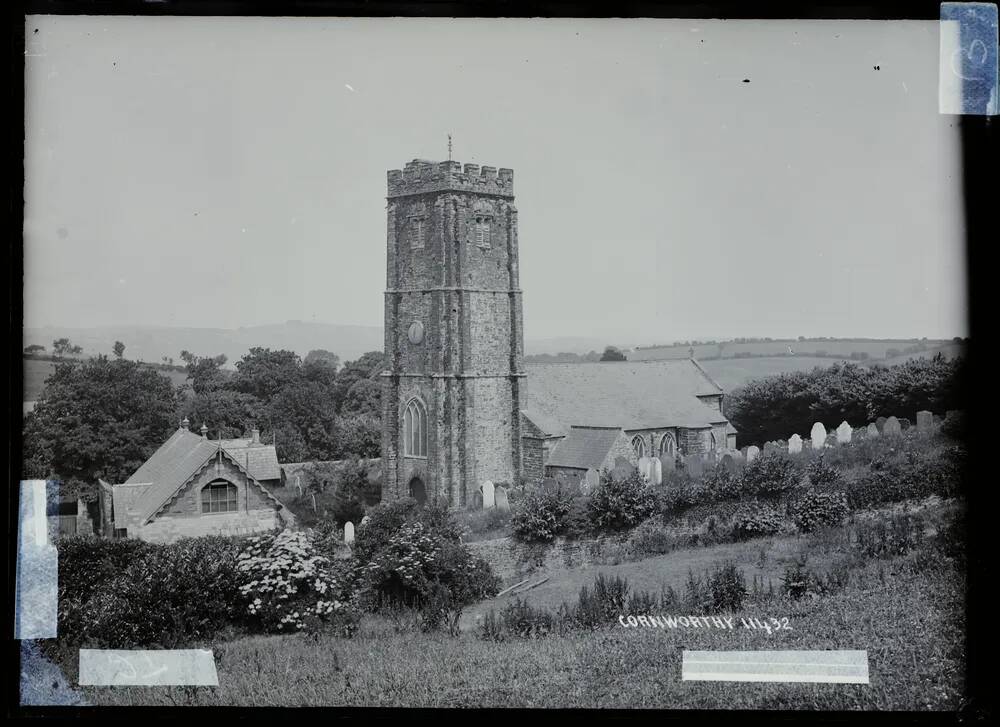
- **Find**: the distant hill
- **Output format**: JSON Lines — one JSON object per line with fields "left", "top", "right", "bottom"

{"left": 629, "top": 337, "right": 961, "bottom": 363}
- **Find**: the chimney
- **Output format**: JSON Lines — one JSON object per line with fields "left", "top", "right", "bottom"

{"left": 251, "top": 427, "right": 260, "bottom": 445}
{"left": 181, "top": 417, "right": 190, "bottom": 431}
{"left": 200, "top": 424, "right": 208, "bottom": 438}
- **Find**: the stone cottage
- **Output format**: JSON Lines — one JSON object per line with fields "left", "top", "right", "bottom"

{"left": 98, "top": 420, "right": 287, "bottom": 543}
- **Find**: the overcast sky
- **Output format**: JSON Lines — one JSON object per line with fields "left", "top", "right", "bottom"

{"left": 23, "top": 16, "right": 968, "bottom": 343}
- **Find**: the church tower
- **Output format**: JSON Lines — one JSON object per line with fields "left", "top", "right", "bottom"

{"left": 381, "top": 158, "right": 525, "bottom": 508}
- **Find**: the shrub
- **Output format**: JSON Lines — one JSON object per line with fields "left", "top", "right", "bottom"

{"left": 805, "top": 456, "right": 842, "bottom": 490}
{"left": 731, "top": 501, "right": 784, "bottom": 540}
{"left": 477, "top": 609, "right": 507, "bottom": 642}
{"left": 703, "top": 467, "right": 743, "bottom": 500}
{"left": 498, "top": 598, "right": 556, "bottom": 638}
{"left": 572, "top": 573, "right": 631, "bottom": 629}
{"left": 792, "top": 490, "right": 849, "bottom": 532}
{"left": 587, "top": 470, "right": 658, "bottom": 532}
{"left": 510, "top": 487, "right": 572, "bottom": 543}
{"left": 846, "top": 448, "right": 963, "bottom": 510}
{"left": 237, "top": 529, "right": 359, "bottom": 636}
{"left": 622, "top": 517, "right": 676, "bottom": 558}
{"left": 741, "top": 453, "right": 802, "bottom": 500}
{"left": 708, "top": 562, "right": 749, "bottom": 612}
{"left": 853, "top": 513, "right": 925, "bottom": 560}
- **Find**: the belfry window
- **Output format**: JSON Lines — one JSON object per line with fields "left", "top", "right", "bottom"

{"left": 403, "top": 398, "right": 428, "bottom": 457}
{"left": 474, "top": 216, "right": 491, "bottom": 248}
{"left": 202, "top": 480, "right": 238, "bottom": 514}
{"left": 409, "top": 217, "right": 425, "bottom": 249}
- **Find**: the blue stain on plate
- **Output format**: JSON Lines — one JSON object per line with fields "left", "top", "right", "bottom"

{"left": 940, "top": 3, "right": 999, "bottom": 115}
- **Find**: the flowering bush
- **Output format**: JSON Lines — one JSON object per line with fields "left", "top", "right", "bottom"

{"left": 236, "top": 529, "right": 358, "bottom": 636}
{"left": 792, "top": 490, "right": 849, "bottom": 533}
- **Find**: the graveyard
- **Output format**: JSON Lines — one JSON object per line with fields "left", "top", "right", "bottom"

{"left": 31, "top": 408, "right": 967, "bottom": 709}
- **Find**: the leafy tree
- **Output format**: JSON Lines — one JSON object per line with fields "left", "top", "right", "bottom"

{"left": 22, "top": 356, "right": 179, "bottom": 499}
{"left": 304, "top": 349, "right": 341, "bottom": 371}
{"left": 336, "top": 413, "right": 381, "bottom": 459}
{"left": 182, "top": 388, "right": 264, "bottom": 439}
{"left": 179, "top": 351, "right": 230, "bottom": 395}
{"left": 24, "top": 344, "right": 45, "bottom": 355}
{"left": 52, "top": 337, "right": 83, "bottom": 357}
{"left": 232, "top": 348, "right": 303, "bottom": 402}
{"left": 600, "top": 345, "right": 627, "bottom": 362}
{"left": 113, "top": 341, "right": 126, "bottom": 359}
{"left": 333, "top": 351, "right": 386, "bottom": 414}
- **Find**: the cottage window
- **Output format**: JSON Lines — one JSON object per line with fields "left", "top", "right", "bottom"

{"left": 631, "top": 435, "right": 646, "bottom": 458}
{"left": 659, "top": 432, "right": 676, "bottom": 457}
{"left": 202, "top": 480, "right": 239, "bottom": 513}
{"left": 403, "top": 397, "right": 428, "bottom": 457}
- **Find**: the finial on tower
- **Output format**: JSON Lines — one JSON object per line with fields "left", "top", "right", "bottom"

{"left": 447, "top": 133, "right": 452, "bottom": 161}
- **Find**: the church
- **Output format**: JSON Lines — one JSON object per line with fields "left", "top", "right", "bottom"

{"left": 380, "top": 158, "right": 737, "bottom": 508}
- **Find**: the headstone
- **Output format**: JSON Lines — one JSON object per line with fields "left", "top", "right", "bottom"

{"left": 611, "top": 457, "right": 635, "bottom": 482}
{"left": 582, "top": 468, "right": 600, "bottom": 495}
{"left": 637, "top": 456, "right": 652, "bottom": 481}
{"left": 810, "top": 422, "right": 827, "bottom": 448}
{"left": 651, "top": 456, "right": 663, "bottom": 485}
{"left": 686, "top": 455, "right": 705, "bottom": 478}
{"left": 344, "top": 521, "right": 355, "bottom": 544}
{"left": 875, "top": 416, "right": 887, "bottom": 433}
{"left": 541, "top": 476, "right": 560, "bottom": 493}
{"left": 883, "top": 416, "right": 902, "bottom": 437}
{"left": 916, "top": 411, "right": 934, "bottom": 433}
{"left": 867, "top": 423, "right": 879, "bottom": 438}
{"left": 720, "top": 452, "right": 737, "bottom": 475}
{"left": 495, "top": 486, "right": 510, "bottom": 513}
{"left": 763, "top": 441, "right": 776, "bottom": 455}
{"left": 471, "top": 491, "right": 483, "bottom": 509}
{"left": 788, "top": 434, "right": 803, "bottom": 454}
{"left": 836, "top": 421, "right": 852, "bottom": 444}
{"left": 746, "top": 445, "right": 760, "bottom": 463}
{"left": 659, "top": 454, "right": 675, "bottom": 473}
{"left": 482, "top": 480, "right": 495, "bottom": 509}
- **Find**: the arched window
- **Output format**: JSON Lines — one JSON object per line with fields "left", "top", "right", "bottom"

{"left": 631, "top": 435, "right": 646, "bottom": 458}
{"left": 403, "top": 398, "right": 428, "bottom": 457}
{"left": 659, "top": 432, "right": 676, "bottom": 457}
{"left": 202, "top": 480, "right": 238, "bottom": 514}
{"left": 708, "top": 432, "right": 718, "bottom": 451}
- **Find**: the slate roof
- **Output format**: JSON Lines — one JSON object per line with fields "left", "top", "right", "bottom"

{"left": 122, "top": 427, "right": 283, "bottom": 524}
{"left": 220, "top": 440, "right": 282, "bottom": 481}
{"left": 523, "top": 359, "right": 731, "bottom": 437}
{"left": 545, "top": 426, "right": 627, "bottom": 470}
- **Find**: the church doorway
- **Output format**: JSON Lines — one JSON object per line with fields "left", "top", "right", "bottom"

{"left": 408, "top": 477, "right": 427, "bottom": 506}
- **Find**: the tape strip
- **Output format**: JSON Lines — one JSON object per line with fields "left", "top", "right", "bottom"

{"left": 682, "top": 650, "right": 869, "bottom": 684}
{"left": 78, "top": 649, "right": 219, "bottom": 686}
{"left": 14, "top": 480, "right": 58, "bottom": 639}
{"left": 939, "top": 2, "right": 999, "bottom": 115}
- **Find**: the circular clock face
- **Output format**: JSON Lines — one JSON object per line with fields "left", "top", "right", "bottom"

{"left": 407, "top": 320, "right": 424, "bottom": 344}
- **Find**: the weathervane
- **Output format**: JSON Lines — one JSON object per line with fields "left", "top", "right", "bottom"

{"left": 448, "top": 134, "right": 452, "bottom": 161}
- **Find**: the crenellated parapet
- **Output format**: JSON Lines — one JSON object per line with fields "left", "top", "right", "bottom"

{"left": 388, "top": 159, "right": 514, "bottom": 199}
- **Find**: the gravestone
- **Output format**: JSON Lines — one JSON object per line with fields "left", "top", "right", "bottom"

{"left": 883, "top": 416, "right": 902, "bottom": 437}
{"left": 788, "top": 434, "right": 803, "bottom": 454}
{"left": 637, "top": 456, "right": 652, "bottom": 481}
{"left": 611, "top": 457, "right": 635, "bottom": 482}
{"left": 720, "top": 452, "right": 738, "bottom": 475}
{"left": 916, "top": 410, "right": 933, "bottom": 433}
{"left": 867, "top": 423, "right": 879, "bottom": 438}
{"left": 685, "top": 455, "right": 705, "bottom": 478}
{"left": 659, "top": 454, "right": 675, "bottom": 473}
{"left": 810, "top": 422, "right": 827, "bottom": 448}
{"left": 495, "top": 486, "right": 510, "bottom": 513}
{"left": 582, "top": 468, "right": 600, "bottom": 495}
{"left": 763, "top": 441, "right": 776, "bottom": 455}
{"left": 746, "top": 445, "right": 760, "bottom": 463}
{"left": 344, "top": 521, "right": 355, "bottom": 544}
{"left": 482, "top": 480, "right": 495, "bottom": 509}
{"left": 542, "top": 477, "right": 560, "bottom": 493}
{"left": 875, "top": 416, "right": 887, "bottom": 433}
{"left": 651, "top": 456, "right": 663, "bottom": 485}
{"left": 471, "top": 491, "right": 483, "bottom": 509}
{"left": 836, "top": 421, "right": 852, "bottom": 444}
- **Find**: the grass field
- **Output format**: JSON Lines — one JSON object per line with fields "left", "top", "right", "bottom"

{"left": 43, "top": 499, "right": 965, "bottom": 710}
{"left": 630, "top": 338, "right": 956, "bottom": 362}
{"left": 697, "top": 356, "right": 856, "bottom": 392}
{"left": 21, "top": 358, "right": 189, "bottom": 403}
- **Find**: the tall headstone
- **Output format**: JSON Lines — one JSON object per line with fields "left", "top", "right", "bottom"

{"left": 651, "top": 456, "right": 663, "bottom": 485}
{"left": 637, "top": 456, "right": 652, "bottom": 481}
{"left": 582, "top": 468, "right": 600, "bottom": 495}
{"left": 763, "top": 441, "right": 775, "bottom": 455}
{"left": 686, "top": 455, "right": 705, "bottom": 478}
{"left": 788, "top": 434, "right": 803, "bottom": 454}
{"left": 810, "top": 422, "right": 826, "bottom": 449}
{"left": 471, "top": 491, "right": 483, "bottom": 509}
{"left": 914, "top": 410, "right": 932, "bottom": 433}
{"left": 720, "top": 452, "right": 737, "bottom": 475}
{"left": 836, "top": 421, "right": 852, "bottom": 444}
{"left": 495, "top": 486, "right": 510, "bottom": 513}
{"left": 659, "top": 454, "right": 675, "bottom": 473}
{"left": 883, "top": 416, "right": 902, "bottom": 437}
{"left": 875, "top": 416, "right": 887, "bottom": 433}
{"left": 344, "top": 521, "right": 355, "bottom": 544}
{"left": 482, "top": 480, "right": 495, "bottom": 509}
{"left": 746, "top": 445, "right": 760, "bottom": 463}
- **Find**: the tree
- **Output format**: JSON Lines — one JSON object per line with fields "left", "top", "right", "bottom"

{"left": 24, "top": 344, "right": 45, "bottom": 355}
{"left": 113, "top": 341, "right": 126, "bottom": 359}
{"left": 600, "top": 346, "right": 627, "bottom": 362}
{"left": 22, "top": 356, "right": 180, "bottom": 499}
{"left": 179, "top": 351, "right": 230, "bottom": 395}
{"left": 333, "top": 351, "right": 386, "bottom": 412}
{"left": 304, "top": 349, "right": 341, "bottom": 371}
{"left": 52, "top": 337, "right": 83, "bottom": 357}
{"left": 336, "top": 413, "right": 381, "bottom": 459}
{"left": 232, "top": 348, "right": 303, "bottom": 402}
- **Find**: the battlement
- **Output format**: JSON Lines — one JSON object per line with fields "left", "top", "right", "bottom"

{"left": 387, "top": 159, "right": 514, "bottom": 198}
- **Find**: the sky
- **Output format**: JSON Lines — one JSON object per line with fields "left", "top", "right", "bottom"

{"left": 23, "top": 16, "right": 968, "bottom": 344}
